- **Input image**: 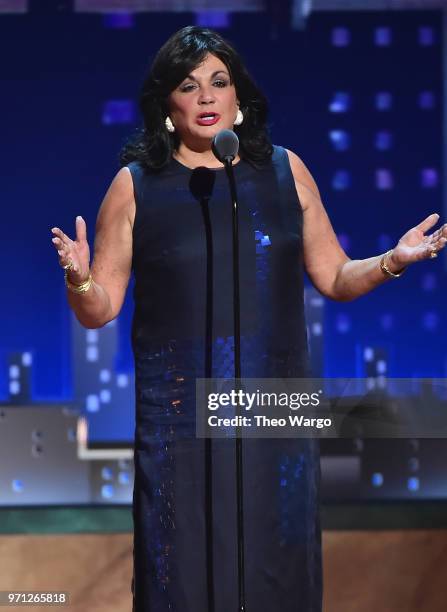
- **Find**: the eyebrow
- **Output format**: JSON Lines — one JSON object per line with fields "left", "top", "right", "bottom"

{"left": 183, "top": 70, "right": 230, "bottom": 81}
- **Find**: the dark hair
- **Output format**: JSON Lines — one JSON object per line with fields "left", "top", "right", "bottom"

{"left": 119, "top": 25, "right": 273, "bottom": 172}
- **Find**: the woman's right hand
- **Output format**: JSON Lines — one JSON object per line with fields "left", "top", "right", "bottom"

{"left": 51, "top": 216, "right": 91, "bottom": 285}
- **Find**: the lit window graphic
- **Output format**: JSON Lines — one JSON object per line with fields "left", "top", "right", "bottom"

{"left": 101, "top": 466, "right": 114, "bottom": 480}
{"left": 422, "top": 311, "right": 439, "bottom": 331}
{"left": 9, "top": 381, "right": 20, "bottom": 395}
{"left": 331, "top": 27, "right": 350, "bottom": 47}
{"left": 335, "top": 313, "right": 351, "bottom": 333}
{"left": 9, "top": 365, "right": 19, "bottom": 379}
{"left": 100, "top": 369, "right": 111, "bottom": 383}
{"left": 364, "top": 347, "right": 374, "bottom": 362}
{"left": 375, "top": 169, "right": 394, "bottom": 190}
{"left": 102, "top": 100, "right": 135, "bottom": 125}
{"left": 119, "top": 471, "right": 130, "bottom": 485}
{"left": 374, "top": 27, "right": 392, "bottom": 47}
{"left": 311, "top": 322, "right": 322, "bottom": 336}
{"left": 86, "top": 345, "right": 99, "bottom": 362}
{"left": 379, "top": 314, "right": 394, "bottom": 331}
{"left": 421, "top": 273, "right": 437, "bottom": 292}
{"left": 86, "top": 330, "right": 98, "bottom": 344}
{"left": 420, "top": 168, "right": 439, "bottom": 189}
{"left": 12, "top": 479, "right": 24, "bottom": 493}
{"left": 418, "top": 26, "right": 435, "bottom": 46}
{"left": 101, "top": 484, "right": 114, "bottom": 499}
{"left": 329, "top": 130, "right": 350, "bottom": 151}
{"left": 86, "top": 394, "right": 100, "bottom": 413}
{"left": 100, "top": 389, "right": 111, "bottom": 403}
{"left": 372, "top": 473, "right": 384, "bottom": 487}
{"left": 408, "top": 458, "right": 420, "bottom": 472}
{"left": 374, "top": 131, "right": 393, "bottom": 151}
{"left": 419, "top": 91, "right": 436, "bottom": 109}
{"left": 408, "top": 477, "right": 420, "bottom": 492}
{"left": 375, "top": 92, "right": 393, "bottom": 111}
{"left": 329, "top": 92, "right": 351, "bottom": 113}
{"left": 117, "top": 374, "right": 129, "bottom": 388}
{"left": 332, "top": 170, "right": 351, "bottom": 190}
{"left": 22, "top": 352, "right": 32, "bottom": 366}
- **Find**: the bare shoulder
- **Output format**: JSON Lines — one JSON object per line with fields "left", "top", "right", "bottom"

{"left": 96, "top": 166, "right": 136, "bottom": 231}
{"left": 284, "top": 148, "right": 322, "bottom": 211}
{"left": 112, "top": 165, "right": 134, "bottom": 194}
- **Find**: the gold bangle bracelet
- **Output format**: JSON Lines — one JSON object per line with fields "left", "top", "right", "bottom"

{"left": 379, "top": 249, "right": 406, "bottom": 278}
{"left": 64, "top": 271, "right": 93, "bottom": 293}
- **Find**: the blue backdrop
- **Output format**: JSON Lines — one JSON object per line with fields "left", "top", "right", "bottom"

{"left": 1, "top": 10, "right": 444, "bottom": 449}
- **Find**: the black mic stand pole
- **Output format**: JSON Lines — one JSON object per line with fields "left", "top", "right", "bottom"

{"left": 223, "top": 155, "right": 246, "bottom": 612}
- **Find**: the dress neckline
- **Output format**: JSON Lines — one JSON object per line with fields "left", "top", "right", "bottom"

{"left": 171, "top": 155, "right": 243, "bottom": 173}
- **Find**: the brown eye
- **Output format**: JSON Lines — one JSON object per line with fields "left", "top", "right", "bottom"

{"left": 180, "top": 83, "right": 195, "bottom": 92}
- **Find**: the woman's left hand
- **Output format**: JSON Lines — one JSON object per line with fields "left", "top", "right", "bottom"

{"left": 389, "top": 213, "right": 447, "bottom": 269}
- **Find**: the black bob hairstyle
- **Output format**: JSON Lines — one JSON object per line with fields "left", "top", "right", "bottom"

{"left": 119, "top": 25, "right": 273, "bottom": 172}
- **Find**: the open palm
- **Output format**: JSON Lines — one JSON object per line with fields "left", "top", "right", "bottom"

{"left": 51, "top": 216, "right": 91, "bottom": 284}
{"left": 391, "top": 213, "right": 447, "bottom": 267}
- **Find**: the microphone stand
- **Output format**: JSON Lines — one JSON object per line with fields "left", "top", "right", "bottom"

{"left": 223, "top": 155, "right": 246, "bottom": 612}
{"left": 189, "top": 168, "right": 217, "bottom": 612}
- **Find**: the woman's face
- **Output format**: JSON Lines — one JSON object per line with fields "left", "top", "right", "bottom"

{"left": 167, "top": 53, "right": 240, "bottom": 149}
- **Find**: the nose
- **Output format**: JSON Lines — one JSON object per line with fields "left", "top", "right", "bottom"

{"left": 198, "top": 85, "right": 216, "bottom": 105}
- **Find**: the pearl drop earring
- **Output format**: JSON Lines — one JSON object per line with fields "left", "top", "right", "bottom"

{"left": 234, "top": 109, "right": 244, "bottom": 126}
{"left": 165, "top": 116, "right": 175, "bottom": 133}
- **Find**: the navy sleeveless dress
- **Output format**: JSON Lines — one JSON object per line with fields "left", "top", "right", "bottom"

{"left": 127, "top": 145, "right": 323, "bottom": 612}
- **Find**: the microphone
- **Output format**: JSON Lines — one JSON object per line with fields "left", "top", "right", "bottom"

{"left": 212, "top": 129, "right": 239, "bottom": 164}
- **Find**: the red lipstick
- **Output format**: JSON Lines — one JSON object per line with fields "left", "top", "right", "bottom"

{"left": 196, "top": 112, "right": 221, "bottom": 126}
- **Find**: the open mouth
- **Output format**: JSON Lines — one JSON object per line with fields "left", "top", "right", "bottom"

{"left": 196, "top": 113, "right": 221, "bottom": 125}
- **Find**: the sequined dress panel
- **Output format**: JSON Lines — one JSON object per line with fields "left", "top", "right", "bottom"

{"left": 127, "top": 145, "right": 323, "bottom": 612}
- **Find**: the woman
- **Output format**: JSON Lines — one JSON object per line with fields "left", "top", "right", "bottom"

{"left": 51, "top": 26, "right": 447, "bottom": 612}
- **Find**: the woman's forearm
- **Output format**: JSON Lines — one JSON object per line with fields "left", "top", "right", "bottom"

{"left": 66, "top": 279, "right": 113, "bottom": 329}
{"left": 332, "top": 252, "right": 406, "bottom": 302}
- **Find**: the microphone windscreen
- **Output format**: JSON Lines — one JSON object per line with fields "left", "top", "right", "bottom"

{"left": 212, "top": 129, "right": 239, "bottom": 163}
